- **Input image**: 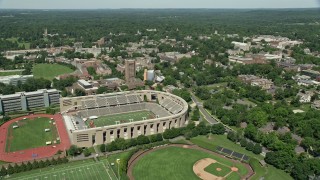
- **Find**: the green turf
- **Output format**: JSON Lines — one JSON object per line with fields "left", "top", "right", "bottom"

{"left": 6, "top": 37, "right": 30, "bottom": 49}
{"left": 6, "top": 117, "right": 59, "bottom": 152}
{"left": 7, "top": 158, "right": 117, "bottom": 180}
{"left": 107, "top": 151, "right": 131, "bottom": 180}
{"left": 226, "top": 172, "right": 241, "bottom": 180}
{"left": 132, "top": 146, "right": 248, "bottom": 180}
{"left": 249, "top": 158, "right": 292, "bottom": 180}
{"left": 191, "top": 135, "right": 264, "bottom": 160}
{"left": 88, "top": 110, "right": 155, "bottom": 127}
{"left": 0, "top": 71, "right": 22, "bottom": 76}
{"left": 32, "top": 64, "right": 74, "bottom": 80}
{"left": 204, "top": 162, "right": 232, "bottom": 177}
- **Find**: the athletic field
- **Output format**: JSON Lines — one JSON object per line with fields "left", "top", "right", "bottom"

{"left": 6, "top": 117, "right": 60, "bottom": 152}
{"left": 132, "top": 146, "right": 249, "bottom": 180}
{"left": 7, "top": 158, "right": 117, "bottom": 180}
{"left": 87, "top": 110, "right": 155, "bottom": 127}
{"left": 33, "top": 64, "right": 74, "bottom": 80}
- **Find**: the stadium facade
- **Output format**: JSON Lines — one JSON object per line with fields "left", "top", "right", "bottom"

{"left": 60, "top": 90, "right": 189, "bottom": 147}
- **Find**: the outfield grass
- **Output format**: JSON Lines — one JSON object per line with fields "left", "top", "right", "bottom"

{"left": 33, "top": 64, "right": 74, "bottom": 80}
{"left": 6, "top": 117, "right": 59, "bottom": 152}
{"left": 7, "top": 158, "right": 117, "bottom": 180}
{"left": 204, "top": 163, "right": 231, "bottom": 177}
{"left": 0, "top": 71, "right": 22, "bottom": 76}
{"left": 132, "top": 146, "right": 248, "bottom": 180}
{"left": 88, "top": 111, "right": 155, "bottom": 127}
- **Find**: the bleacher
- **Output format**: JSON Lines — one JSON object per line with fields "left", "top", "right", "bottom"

{"left": 159, "top": 98, "right": 183, "bottom": 114}
{"left": 116, "top": 95, "right": 128, "bottom": 105}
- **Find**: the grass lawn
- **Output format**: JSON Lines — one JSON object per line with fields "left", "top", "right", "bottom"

{"left": 191, "top": 135, "right": 263, "bottom": 160}
{"left": 7, "top": 158, "right": 117, "bottom": 180}
{"left": 250, "top": 158, "right": 292, "bottom": 180}
{"left": 107, "top": 151, "right": 130, "bottom": 180}
{"left": 0, "top": 71, "right": 22, "bottom": 76}
{"left": 88, "top": 111, "right": 155, "bottom": 127}
{"left": 132, "top": 146, "right": 248, "bottom": 180}
{"left": 204, "top": 162, "right": 231, "bottom": 177}
{"left": 6, "top": 37, "right": 30, "bottom": 49}
{"left": 6, "top": 117, "right": 60, "bottom": 152}
{"left": 32, "top": 64, "right": 74, "bottom": 80}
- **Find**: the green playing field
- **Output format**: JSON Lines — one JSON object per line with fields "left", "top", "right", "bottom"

{"left": 87, "top": 110, "right": 155, "bottom": 127}
{"left": 6, "top": 117, "right": 60, "bottom": 152}
{"left": 7, "top": 158, "right": 117, "bottom": 180}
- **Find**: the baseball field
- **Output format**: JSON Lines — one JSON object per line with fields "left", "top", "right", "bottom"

{"left": 132, "top": 146, "right": 250, "bottom": 180}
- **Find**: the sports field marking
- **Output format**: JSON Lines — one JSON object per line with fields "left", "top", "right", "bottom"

{"left": 9, "top": 161, "right": 115, "bottom": 180}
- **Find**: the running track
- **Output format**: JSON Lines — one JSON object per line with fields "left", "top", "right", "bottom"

{"left": 0, "top": 114, "right": 71, "bottom": 163}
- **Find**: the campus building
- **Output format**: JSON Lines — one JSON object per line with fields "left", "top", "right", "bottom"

{"left": 61, "top": 90, "right": 189, "bottom": 147}
{"left": 0, "top": 75, "right": 34, "bottom": 86}
{"left": 0, "top": 89, "right": 60, "bottom": 113}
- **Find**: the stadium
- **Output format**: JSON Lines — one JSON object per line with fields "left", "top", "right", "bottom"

{"left": 60, "top": 90, "right": 189, "bottom": 147}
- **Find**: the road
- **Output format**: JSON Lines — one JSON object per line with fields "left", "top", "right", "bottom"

{"left": 191, "top": 94, "right": 219, "bottom": 125}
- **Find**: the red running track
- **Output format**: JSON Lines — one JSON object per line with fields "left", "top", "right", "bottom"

{"left": 0, "top": 114, "right": 71, "bottom": 163}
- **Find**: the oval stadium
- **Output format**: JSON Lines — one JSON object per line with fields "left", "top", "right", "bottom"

{"left": 60, "top": 90, "right": 189, "bottom": 147}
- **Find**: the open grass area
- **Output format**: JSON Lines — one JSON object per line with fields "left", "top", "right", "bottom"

{"left": 88, "top": 110, "right": 155, "bottom": 127}
{"left": 33, "top": 64, "right": 74, "bottom": 80}
{"left": 107, "top": 151, "right": 130, "bottom": 180}
{"left": 7, "top": 158, "right": 117, "bottom": 180}
{"left": 132, "top": 146, "right": 248, "bottom": 180}
{"left": 6, "top": 117, "right": 60, "bottom": 152}
{"left": 191, "top": 135, "right": 292, "bottom": 180}
{"left": 0, "top": 71, "right": 22, "bottom": 76}
{"left": 204, "top": 162, "right": 231, "bottom": 177}
{"left": 191, "top": 135, "right": 263, "bottom": 160}
{"left": 249, "top": 158, "right": 292, "bottom": 180}
{"left": 6, "top": 37, "right": 30, "bottom": 49}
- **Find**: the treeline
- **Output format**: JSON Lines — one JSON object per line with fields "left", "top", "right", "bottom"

{"left": 99, "top": 122, "right": 225, "bottom": 153}
{"left": 0, "top": 157, "right": 68, "bottom": 176}
{"left": 0, "top": 78, "right": 51, "bottom": 95}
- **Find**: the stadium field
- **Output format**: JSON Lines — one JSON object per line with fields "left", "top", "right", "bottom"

{"left": 87, "top": 110, "right": 155, "bottom": 127}
{"left": 7, "top": 158, "right": 117, "bottom": 180}
{"left": 33, "top": 64, "right": 74, "bottom": 80}
{"left": 6, "top": 117, "right": 60, "bottom": 152}
{"left": 132, "top": 146, "right": 249, "bottom": 180}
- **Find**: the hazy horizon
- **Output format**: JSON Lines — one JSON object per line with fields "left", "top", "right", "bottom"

{"left": 0, "top": 0, "right": 319, "bottom": 9}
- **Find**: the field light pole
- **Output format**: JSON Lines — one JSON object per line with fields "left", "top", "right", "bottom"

{"left": 117, "top": 158, "right": 121, "bottom": 180}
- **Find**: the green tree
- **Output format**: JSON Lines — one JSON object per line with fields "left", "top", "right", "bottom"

{"left": 74, "top": 89, "right": 86, "bottom": 96}
{"left": 136, "top": 135, "right": 150, "bottom": 145}
{"left": 253, "top": 143, "right": 262, "bottom": 154}
{"left": 211, "top": 124, "right": 225, "bottom": 135}
{"left": 240, "top": 139, "right": 248, "bottom": 147}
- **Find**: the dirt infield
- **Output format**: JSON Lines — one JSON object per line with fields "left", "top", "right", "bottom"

{"left": 127, "top": 144, "right": 254, "bottom": 180}
{"left": 193, "top": 158, "right": 224, "bottom": 180}
{"left": 0, "top": 114, "right": 71, "bottom": 163}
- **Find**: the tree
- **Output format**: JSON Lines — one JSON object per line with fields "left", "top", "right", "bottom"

{"left": 87, "top": 67, "right": 96, "bottom": 76}
{"left": 74, "top": 89, "right": 86, "bottom": 96}
{"left": 246, "top": 109, "right": 268, "bottom": 127}
{"left": 68, "top": 145, "right": 79, "bottom": 156}
{"left": 26, "top": 162, "right": 32, "bottom": 171}
{"left": 253, "top": 144, "right": 262, "bottom": 154}
{"left": 136, "top": 135, "right": 150, "bottom": 145}
{"left": 7, "top": 164, "right": 14, "bottom": 175}
{"left": 211, "top": 124, "right": 225, "bottom": 135}
{"left": 100, "top": 144, "right": 106, "bottom": 152}
{"left": 191, "top": 107, "right": 200, "bottom": 121}
{"left": 240, "top": 139, "right": 248, "bottom": 147}
{"left": 246, "top": 142, "right": 255, "bottom": 151}
{"left": 0, "top": 166, "right": 7, "bottom": 176}
{"left": 83, "top": 148, "right": 91, "bottom": 157}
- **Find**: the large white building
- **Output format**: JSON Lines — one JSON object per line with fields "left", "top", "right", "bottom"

{"left": 0, "top": 89, "right": 60, "bottom": 113}
{"left": 0, "top": 75, "right": 33, "bottom": 86}
{"left": 60, "top": 90, "right": 189, "bottom": 147}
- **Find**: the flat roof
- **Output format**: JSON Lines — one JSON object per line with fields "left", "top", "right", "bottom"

{"left": 78, "top": 79, "right": 91, "bottom": 86}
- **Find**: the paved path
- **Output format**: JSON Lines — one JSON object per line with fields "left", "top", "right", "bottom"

{"left": 0, "top": 114, "right": 71, "bottom": 163}
{"left": 191, "top": 94, "right": 219, "bottom": 124}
